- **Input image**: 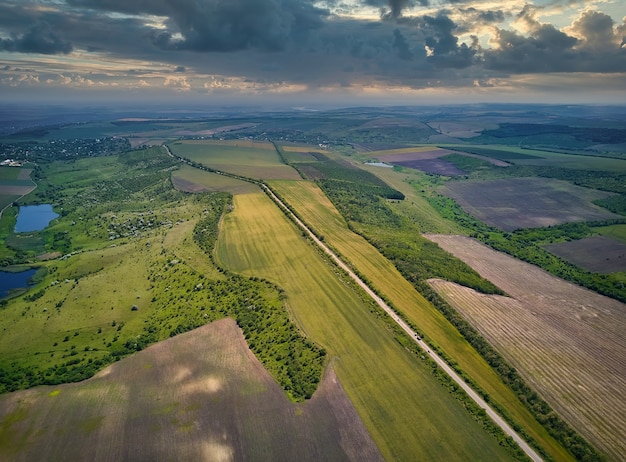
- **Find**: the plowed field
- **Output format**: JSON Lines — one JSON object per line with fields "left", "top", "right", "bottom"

{"left": 0, "top": 318, "right": 383, "bottom": 462}
{"left": 425, "top": 234, "right": 626, "bottom": 461}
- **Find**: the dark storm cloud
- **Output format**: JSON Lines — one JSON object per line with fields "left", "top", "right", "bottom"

{"left": 394, "top": 12, "right": 479, "bottom": 68}
{"left": 66, "top": 0, "right": 172, "bottom": 16}
{"left": 0, "top": 27, "right": 73, "bottom": 54}
{"left": 484, "top": 27, "right": 578, "bottom": 73}
{"left": 484, "top": 7, "right": 626, "bottom": 73}
{"left": 364, "top": 0, "right": 429, "bottom": 19}
{"left": 0, "top": 0, "right": 624, "bottom": 93}
{"left": 392, "top": 29, "right": 413, "bottom": 59}
{"left": 70, "top": 0, "right": 329, "bottom": 52}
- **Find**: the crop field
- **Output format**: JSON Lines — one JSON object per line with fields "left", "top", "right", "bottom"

{"left": 269, "top": 179, "right": 575, "bottom": 460}
{"left": 425, "top": 234, "right": 626, "bottom": 461}
{"left": 0, "top": 167, "right": 35, "bottom": 213}
{"left": 367, "top": 147, "right": 509, "bottom": 167}
{"left": 593, "top": 223, "right": 626, "bottom": 243}
{"left": 444, "top": 144, "right": 626, "bottom": 172}
{"left": 0, "top": 318, "right": 383, "bottom": 462}
{"left": 441, "top": 177, "right": 621, "bottom": 231}
{"left": 169, "top": 140, "right": 301, "bottom": 180}
{"left": 544, "top": 236, "right": 626, "bottom": 273}
{"left": 215, "top": 191, "right": 517, "bottom": 461}
{"left": 171, "top": 164, "right": 259, "bottom": 194}
{"left": 392, "top": 158, "right": 466, "bottom": 175}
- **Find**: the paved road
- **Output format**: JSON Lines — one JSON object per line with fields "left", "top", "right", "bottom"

{"left": 261, "top": 184, "right": 544, "bottom": 462}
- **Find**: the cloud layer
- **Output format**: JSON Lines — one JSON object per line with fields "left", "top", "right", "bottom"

{"left": 0, "top": 0, "right": 624, "bottom": 102}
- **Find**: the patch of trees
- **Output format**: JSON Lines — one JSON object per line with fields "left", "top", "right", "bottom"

{"left": 444, "top": 151, "right": 626, "bottom": 195}
{"left": 594, "top": 194, "right": 626, "bottom": 215}
{"left": 482, "top": 123, "right": 626, "bottom": 144}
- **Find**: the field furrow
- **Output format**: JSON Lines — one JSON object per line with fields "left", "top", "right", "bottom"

{"left": 426, "top": 234, "right": 626, "bottom": 460}
{"left": 215, "top": 191, "right": 518, "bottom": 461}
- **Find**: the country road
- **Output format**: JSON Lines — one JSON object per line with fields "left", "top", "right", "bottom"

{"left": 163, "top": 144, "right": 543, "bottom": 461}
{"left": 260, "top": 184, "right": 544, "bottom": 462}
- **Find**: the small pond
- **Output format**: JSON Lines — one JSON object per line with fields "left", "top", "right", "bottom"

{"left": 0, "top": 268, "right": 37, "bottom": 298}
{"left": 15, "top": 204, "right": 59, "bottom": 233}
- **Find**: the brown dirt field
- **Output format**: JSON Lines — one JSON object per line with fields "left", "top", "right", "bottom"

{"left": 171, "top": 176, "right": 212, "bottom": 193}
{"left": 544, "top": 236, "right": 626, "bottom": 274}
{"left": 36, "top": 251, "right": 62, "bottom": 261}
{"left": 0, "top": 318, "right": 382, "bottom": 462}
{"left": 373, "top": 148, "right": 508, "bottom": 167}
{"left": 0, "top": 185, "right": 35, "bottom": 195}
{"left": 425, "top": 234, "right": 626, "bottom": 461}
{"left": 441, "top": 177, "right": 620, "bottom": 231}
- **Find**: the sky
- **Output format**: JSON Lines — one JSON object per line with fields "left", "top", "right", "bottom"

{"left": 0, "top": 0, "right": 625, "bottom": 107}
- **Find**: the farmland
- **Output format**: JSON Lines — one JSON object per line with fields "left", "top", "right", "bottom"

{"left": 0, "top": 167, "right": 35, "bottom": 214}
{"left": 440, "top": 177, "right": 620, "bottom": 231}
{"left": 168, "top": 140, "right": 301, "bottom": 181}
{"left": 268, "top": 179, "right": 573, "bottom": 460}
{"left": 215, "top": 190, "right": 518, "bottom": 461}
{"left": 2, "top": 104, "right": 625, "bottom": 461}
{"left": 544, "top": 236, "right": 626, "bottom": 273}
{"left": 425, "top": 234, "right": 626, "bottom": 461}
{"left": 171, "top": 164, "right": 259, "bottom": 195}
{"left": 0, "top": 318, "right": 383, "bottom": 462}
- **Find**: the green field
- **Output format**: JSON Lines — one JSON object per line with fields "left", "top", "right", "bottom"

{"left": 269, "top": 178, "right": 572, "bottom": 461}
{"left": 216, "top": 191, "right": 518, "bottom": 461}
{"left": 593, "top": 223, "right": 626, "bottom": 243}
{"left": 1, "top": 108, "right": 619, "bottom": 460}
{"left": 169, "top": 140, "right": 301, "bottom": 180}
{"left": 171, "top": 164, "right": 258, "bottom": 194}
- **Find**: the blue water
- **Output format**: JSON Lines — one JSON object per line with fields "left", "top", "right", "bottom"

{"left": 14, "top": 204, "right": 59, "bottom": 233}
{"left": 0, "top": 268, "right": 37, "bottom": 298}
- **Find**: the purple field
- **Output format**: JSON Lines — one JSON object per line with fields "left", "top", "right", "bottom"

{"left": 392, "top": 158, "right": 466, "bottom": 175}
{"left": 441, "top": 177, "right": 621, "bottom": 231}
{"left": 544, "top": 236, "right": 626, "bottom": 273}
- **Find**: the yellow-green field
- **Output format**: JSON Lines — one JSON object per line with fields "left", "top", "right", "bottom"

{"left": 215, "top": 190, "right": 516, "bottom": 461}
{"left": 169, "top": 140, "right": 301, "bottom": 180}
{"left": 268, "top": 179, "right": 573, "bottom": 461}
{"left": 171, "top": 165, "right": 258, "bottom": 194}
{"left": 593, "top": 223, "right": 626, "bottom": 243}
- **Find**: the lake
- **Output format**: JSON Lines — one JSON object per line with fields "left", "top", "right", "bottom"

{"left": 0, "top": 268, "right": 37, "bottom": 298}
{"left": 15, "top": 204, "right": 59, "bottom": 233}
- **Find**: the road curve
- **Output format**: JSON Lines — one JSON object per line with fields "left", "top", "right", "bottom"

{"left": 261, "top": 184, "right": 544, "bottom": 462}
